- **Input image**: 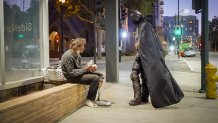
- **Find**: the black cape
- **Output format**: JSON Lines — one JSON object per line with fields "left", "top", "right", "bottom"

{"left": 138, "top": 21, "right": 184, "bottom": 108}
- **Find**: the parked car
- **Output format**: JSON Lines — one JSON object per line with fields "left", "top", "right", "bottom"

{"left": 183, "top": 47, "right": 196, "bottom": 57}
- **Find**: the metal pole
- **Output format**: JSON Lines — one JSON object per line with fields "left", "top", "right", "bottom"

{"left": 93, "top": 0, "right": 97, "bottom": 64}
{"left": 177, "top": 0, "right": 180, "bottom": 58}
{"left": 119, "top": 0, "right": 121, "bottom": 62}
{"left": 60, "top": 4, "right": 64, "bottom": 60}
{"left": 94, "top": 21, "right": 97, "bottom": 64}
{"left": 177, "top": 0, "right": 179, "bottom": 26}
{"left": 174, "top": 15, "right": 177, "bottom": 55}
{"left": 200, "top": 0, "right": 209, "bottom": 93}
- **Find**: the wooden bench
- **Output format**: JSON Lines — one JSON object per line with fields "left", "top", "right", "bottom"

{"left": 0, "top": 83, "right": 88, "bottom": 123}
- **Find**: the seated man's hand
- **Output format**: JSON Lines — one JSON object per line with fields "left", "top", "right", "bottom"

{"left": 89, "top": 64, "right": 97, "bottom": 72}
{"left": 91, "top": 64, "right": 97, "bottom": 71}
{"left": 84, "top": 65, "right": 92, "bottom": 71}
{"left": 84, "top": 65, "right": 96, "bottom": 72}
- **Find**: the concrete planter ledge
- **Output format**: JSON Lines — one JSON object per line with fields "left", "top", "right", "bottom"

{"left": 0, "top": 83, "right": 88, "bottom": 123}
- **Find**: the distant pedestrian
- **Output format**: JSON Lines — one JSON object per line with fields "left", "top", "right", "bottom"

{"left": 129, "top": 10, "right": 184, "bottom": 108}
{"left": 61, "top": 38, "right": 104, "bottom": 108}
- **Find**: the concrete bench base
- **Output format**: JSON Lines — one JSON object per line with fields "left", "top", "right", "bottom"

{"left": 0, "top": 82, "right": 44, "bottom": 103}
{"left": 0, "top": 83, "right": 88, "bottom": 123}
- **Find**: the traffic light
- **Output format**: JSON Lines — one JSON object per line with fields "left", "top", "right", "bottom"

{"left": 192, "top": 0, "right": 202, "bottom": 14}
{"left": 174, "top": 26, "right": 182, "bottom": 36}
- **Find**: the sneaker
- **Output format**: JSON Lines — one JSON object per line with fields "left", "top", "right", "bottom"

{"left": 95, "top": 100, "right": 112, "bottom": 106}
{"left": 86, "top": 100, "right": 98, "bottom": 108}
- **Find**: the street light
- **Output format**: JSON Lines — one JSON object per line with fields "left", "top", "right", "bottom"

{"left": 121, "top": 31, "right": 128, "bottom": 39}
{"left": 170, "top": 45, "right": 175, "bottom": 52}
{"left": 59, "top": 0, "right": 65, "bottom": 59}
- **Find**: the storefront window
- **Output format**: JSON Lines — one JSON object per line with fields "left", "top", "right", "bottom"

{"left": 4, "top": 0, "right": 41, "bottom": 83}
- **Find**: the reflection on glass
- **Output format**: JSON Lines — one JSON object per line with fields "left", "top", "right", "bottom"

{"left": 4, "top": 0, "right": 42, "bottom": 83}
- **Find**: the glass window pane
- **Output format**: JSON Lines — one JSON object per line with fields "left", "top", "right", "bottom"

{"left": 4, "top": 0, "right": 42, "bottom": 83}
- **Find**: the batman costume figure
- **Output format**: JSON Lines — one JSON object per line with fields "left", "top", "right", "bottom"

{"left": 129, "top": 10, "right": 184, "bottom": 108}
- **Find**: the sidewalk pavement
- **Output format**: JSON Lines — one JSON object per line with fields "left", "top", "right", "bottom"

{"left": 59, "top": 54, "right": 218, "bottom": 123}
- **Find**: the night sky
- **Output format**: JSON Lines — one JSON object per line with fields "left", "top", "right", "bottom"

{"left": 164, "top": 0, "right": 218, "bottom": 34}
{"left": 164, "top": 0, "right": 217, "bottom": 21}
{"left": 6, "top": 0, "right": 217, "bottom": 20}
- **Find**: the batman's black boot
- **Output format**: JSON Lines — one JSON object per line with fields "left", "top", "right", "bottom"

{"left": 129, "top": 72, "right": 141, "bottom": 106}
{"left": 129, "top": 87, "right": 141, "bottom": 106}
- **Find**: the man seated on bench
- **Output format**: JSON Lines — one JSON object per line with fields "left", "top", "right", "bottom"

{"left": 61, "top": 38, "right": 103, "bottom": 108}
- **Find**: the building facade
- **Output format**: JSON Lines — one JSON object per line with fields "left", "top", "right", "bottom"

{"left": 163, "top": 15, "right": 199, "bottom": 48}
{"left": 154, "top": 0, "right": 166, "bottom": 50}
{"left": 154, "top": 0, "right": 164, "bottom": 27}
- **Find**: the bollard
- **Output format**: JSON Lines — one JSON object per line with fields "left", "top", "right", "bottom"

{"left": 205, "top": 64, "right": 218, "bottom": 99}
